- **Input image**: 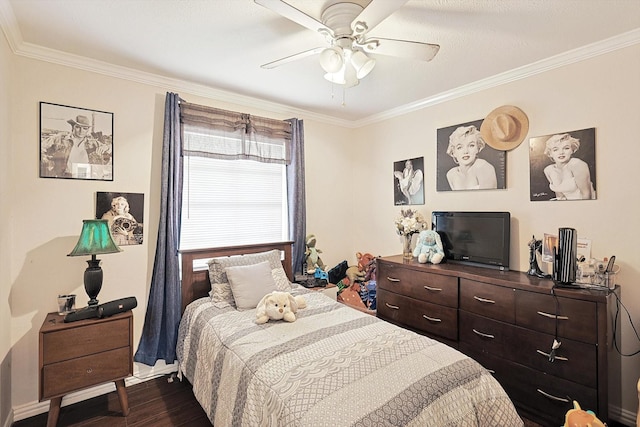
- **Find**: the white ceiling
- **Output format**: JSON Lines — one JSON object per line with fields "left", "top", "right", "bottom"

{"left": 1, "top": 0, "right": 639, "bottom": 125}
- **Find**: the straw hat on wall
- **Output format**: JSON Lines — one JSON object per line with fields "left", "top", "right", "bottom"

{"left": 480, "top": 105, "right": 529, "bottom": 151}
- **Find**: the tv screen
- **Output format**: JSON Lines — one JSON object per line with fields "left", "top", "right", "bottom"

{"left": 432, "top": 211, "right": 511, "bottom": 270}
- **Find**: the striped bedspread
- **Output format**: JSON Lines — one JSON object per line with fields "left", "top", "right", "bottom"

{"left": 177, "top": 288, "right": 523, "bottom": 426}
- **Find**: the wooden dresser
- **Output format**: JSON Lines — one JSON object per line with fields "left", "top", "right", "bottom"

{"left": 39, "top": 310, "right": 133, "bottom": 427}
{"left": 376, "top": 255, "right": 620, "bottom": 427}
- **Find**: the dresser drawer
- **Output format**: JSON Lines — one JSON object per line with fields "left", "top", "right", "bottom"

{"left": 42, "top": 317, "right": 131, "bottom": 364}
{"left": 515, "top": 291, "right": 597, "bottom": 344}
{"left": 459, "top": 279, "right": 515, "bottom": 323}
{"left": 378, "top": 262, "right": 458, "bottom": 307}
{"left": 459, "top": 311, "right": 512, "bottom": 359}
{"left": 42, "top": 346, "right": 131, "bottom": 399}
{"left": 468, "top": 351, "right": 597, "bottom": 427}
{"left": 459, "top": 312, "right": 596, "bottom": 387}
{"left": 377, "top": 289, "right": 458, "bottom": 341}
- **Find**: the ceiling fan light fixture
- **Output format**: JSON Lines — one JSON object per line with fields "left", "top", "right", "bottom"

{"left": 324, "top": 70, "right": 346, "bottom": 85}
{"left": 351, "top": 50, "right": 375, "bottom": 79}
{"left": 319, "top": 46, "right": 344, "bottom": 73}
{"left": 343, "top": 62, "right": 360, "bottom": 88}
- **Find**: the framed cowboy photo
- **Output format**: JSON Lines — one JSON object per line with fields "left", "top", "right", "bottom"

{"left": 39, "top": 102, "right": 113, "bottom": 180}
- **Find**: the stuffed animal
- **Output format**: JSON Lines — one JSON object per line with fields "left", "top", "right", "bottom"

{"left": 413, "top": 230, "right": 445, "bottom": 264}
{"left": 356, "top": 252, "right": 377, "bottom": 281}
{"left": 356, "top": 252, "right": 375, "bottom": 272}
{"left": 255, "top": 291, "right": 307, "bottom": 324}
{"left": 304, "top": 234, "right": 325, "bottom": 273}
{"left": 346, "top": 265, "right": 365, "bottom": 285}
{"left": 563, "top": 401, "right": 605, "bottom": 427}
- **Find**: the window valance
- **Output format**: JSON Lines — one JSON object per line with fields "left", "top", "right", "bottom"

{"left": 180, "top": 102, "right": 291, "bottom": 165}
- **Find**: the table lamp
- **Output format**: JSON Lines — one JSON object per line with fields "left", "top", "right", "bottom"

{"left": 68, "top": 219, "right": 122, "bottom": 307}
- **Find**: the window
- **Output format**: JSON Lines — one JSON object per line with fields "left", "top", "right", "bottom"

{"left": 178, "top": 102, "right": 292, "bottom": 251}
{"left": 179, "top": 155, "right": 288, "bottom": 250}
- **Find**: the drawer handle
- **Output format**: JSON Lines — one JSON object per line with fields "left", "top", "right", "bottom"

{"left": 423, "top": 285, "right": 442, "bottom": 292}
{"left": 86, "top": 368, "right": 93, "bottom": 374}
{"left": 473, "top": 296, "right": 495, "bottom": 304}
{"left": 472, "top": 329, "right": 495, "bottom": 339}
{"left": 385, "top": 302, "right": 400, "bottom": 310}
{"left": 387, "top": 277, "right": 400, "bottom": 283}
{"left": 536, "top": 349, "right": 568, "bottom": 362}
{"left": 422, "top": 314, "right": 442, "bottom": 323}
{"left": 537, "top": 311, "right": 569, "bottom": 320}
{"left": 536, "top": 388, "right": 570, "bottom": 403}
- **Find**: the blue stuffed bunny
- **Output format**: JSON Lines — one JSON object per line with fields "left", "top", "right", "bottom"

{"left": 412, "top": 230, "right": 445, "bottom": 264}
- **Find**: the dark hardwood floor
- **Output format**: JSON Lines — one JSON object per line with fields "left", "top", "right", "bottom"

{"left": 12, "top": 374, "right": 210, "bottom": 427}
{"left": 10, "top": 374, "right": 577, "bottom": 427}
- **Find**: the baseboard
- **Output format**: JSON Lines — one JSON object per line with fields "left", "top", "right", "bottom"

{"left": 610, "top": 403, "right": 637, "bottom": 426}
{"left": 11, "top": 361, "right": 176, "bottom": 422}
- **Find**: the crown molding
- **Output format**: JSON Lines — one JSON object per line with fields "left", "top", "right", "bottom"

{"left": 0, "top": 0, "right": 21, "bottom": 51}
{"left": 353, "top": 28, "right": 640, "bottom": 128}
{"left": 1, "top": 0, "right": 638, "bottom": 128}
{"left": 11, "top": 40, "right": 355, "bottom": 127}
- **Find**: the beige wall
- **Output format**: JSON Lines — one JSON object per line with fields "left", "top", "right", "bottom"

{"left": 3, "top": 36, "right": 639, "bottom": 425}
{"left": 1, "top": 24, "right": 13, "bottom": 427}
{"left": 350, "top": 44, "right": 640, "bottom": 419}
{"left": 5, "top": 53, "right": 356, "bottom": 420}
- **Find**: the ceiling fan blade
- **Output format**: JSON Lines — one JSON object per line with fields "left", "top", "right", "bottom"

{"left": 351, "top": 0, "right": 409, "bottom": 35}
{"left": 254, "top": 0, "right": 333, "bottom": 37}
{"left": 363, "top": 38, "right": 440, "bottom": 62}
{"left": 261, "top": 47, "right": 324, "bottom": 69}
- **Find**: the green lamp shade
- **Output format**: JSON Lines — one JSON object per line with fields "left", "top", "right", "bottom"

{"left": 68, "top": 219, "right": 122, "bottom": 256}
{"left": 68, "top": 219, "right": 122, "bottom": 307}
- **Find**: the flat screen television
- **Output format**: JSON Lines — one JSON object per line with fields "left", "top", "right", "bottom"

{"left": 432, "top": 211, "right": 511, "bottom": 271}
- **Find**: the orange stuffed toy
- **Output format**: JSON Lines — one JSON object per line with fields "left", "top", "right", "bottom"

{"left": 564, "top": 401, "right": 606, "bottom": 427}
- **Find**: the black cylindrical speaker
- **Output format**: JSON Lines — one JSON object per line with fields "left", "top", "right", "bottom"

{"left": 97, "top": 296, "right": 138, "bottom": 318}
{"left": 556, "top": 227, "right": 577, "bottom": 284}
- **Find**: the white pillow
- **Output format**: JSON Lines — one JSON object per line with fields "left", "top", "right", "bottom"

{"left": 225, "top": 261, "right": 278, "bottom": 310}
{"left": 207, "top": 249, "right": 292, "bottom": 306}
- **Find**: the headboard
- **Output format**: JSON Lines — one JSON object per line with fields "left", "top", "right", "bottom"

{"left": 179, "top": 241, "right": 294, "bottom": 313}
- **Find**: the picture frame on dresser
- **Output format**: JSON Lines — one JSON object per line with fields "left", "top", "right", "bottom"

{"left": 39, "top": 102, "right": 114, "bottom": 181}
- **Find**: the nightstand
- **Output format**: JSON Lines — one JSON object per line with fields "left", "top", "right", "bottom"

{"left": 39, "top": 310, "right": 133, "bottom": 427}
{"left": 294, "top": 274, "right": 338, "bottom": 300}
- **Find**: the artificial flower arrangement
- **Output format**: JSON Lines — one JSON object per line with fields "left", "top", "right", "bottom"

{"left": 394, "top": 209, "right": 428, "bottom": 236}
{"left": 395, "top": 209, "right": 428, "bottom": 260}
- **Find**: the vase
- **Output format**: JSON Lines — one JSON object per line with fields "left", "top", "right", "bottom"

{"left": 402, "top": 234, "right": 413, "bottom": 262}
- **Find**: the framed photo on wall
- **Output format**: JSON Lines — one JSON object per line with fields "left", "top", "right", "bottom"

{"left": 436, "top": 119, "right": 506, "bottom": 191}
{"left": 96, "top": 192, "right": 144, "bottom": 246}
{"left": 39, "top": 102, "right": 113, "bottom": 180}
{"left": 393, "top": 157, "right": 424, "bottom": 205}
{"left": 529, "top": 127, "right": 596, "bottom": 201}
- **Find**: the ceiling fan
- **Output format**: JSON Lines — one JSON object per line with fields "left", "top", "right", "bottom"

{"left": 254, "top": 0, "right": 440, "bottom": 87}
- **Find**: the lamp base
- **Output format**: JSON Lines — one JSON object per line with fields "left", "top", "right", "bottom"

{"left": 84, "top": 256, "right": 103, "bottom": 306}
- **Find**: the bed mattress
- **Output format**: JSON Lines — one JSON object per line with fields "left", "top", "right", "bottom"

{"left": 177, "top": 288, "right": 523, "bottom": 426}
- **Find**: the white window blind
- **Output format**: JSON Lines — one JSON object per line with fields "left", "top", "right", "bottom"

{"left": 179, "top": 155, "right": 288, "bottom": 251}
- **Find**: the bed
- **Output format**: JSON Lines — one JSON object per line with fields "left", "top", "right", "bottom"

{"left": 177, "top": 242, "right": 523, "bottom": 426}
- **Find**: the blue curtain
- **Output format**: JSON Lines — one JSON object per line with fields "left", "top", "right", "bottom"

{"left": 134, "top": 92, "right": 183, "bottom": 366}
{"left": 286, "top": 118, "right": 306, "bottom": 275}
